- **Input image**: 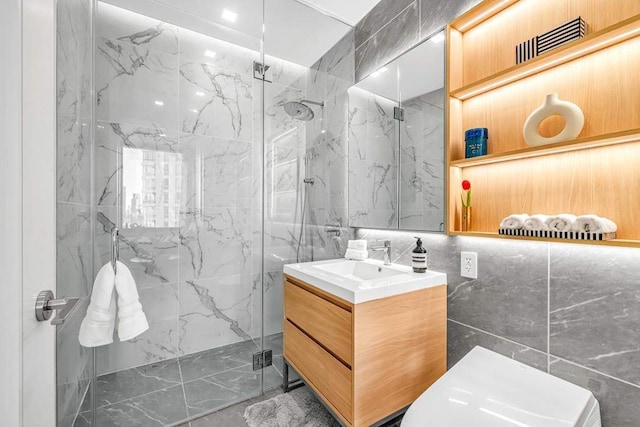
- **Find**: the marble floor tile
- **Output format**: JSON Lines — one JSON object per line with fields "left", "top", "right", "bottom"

{"left": 96, "top": 358, "right": 182, "bottom": 408}
{"left": 96, "top": 384, "right": 188, "bottom": 426}
{"left": 178, "top": 339, "right": 259, "bottom": 383}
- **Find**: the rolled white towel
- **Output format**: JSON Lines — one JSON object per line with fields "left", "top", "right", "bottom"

{"left": 500, "top": 214, "right": 529, "bottom": 230}
{"left": 571, "top": 215, "right": 617, "bottom": 233}
{"left": 545, "top": 214, "right": 577, "bottom": 232}
{"left": 524, "top": 214, "right": 550, "bottom": 231}
{"left": 347, "top": 240, "right": 367, "bottom": 251}
{"left": 345, "top": 248, "right": 368, "bottom": 261}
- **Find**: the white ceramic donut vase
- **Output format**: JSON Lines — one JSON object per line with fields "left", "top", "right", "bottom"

{"left": 523, "top": 93, "right": 584, "bottom": 147}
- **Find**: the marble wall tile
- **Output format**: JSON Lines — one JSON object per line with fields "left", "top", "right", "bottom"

{"left": 96, "top": 318, "right": 178, "bottom": 375}
{"left": 355, "top": 0, "right": 414, "bottom": 48}
{"left": 119, "top": 227, "right": 181, "bottom": 287}
{"left": 179, "top": 58, "right": 252, "bottom": 141}
{"left": 179, "top": 208, "right": 253, "bottom": 281}
{"left": 181, "top": 134, "right": 253, "bottom": 211}
{"left": 306, "top": 135, "right": 348, "bottom": 212}
{"left": 57, "top": 203, "right": 93, "bottom": 298}
{"left": 178, "top": 275, "right": 254, "bottom": 356}
{"left": 448, "top": 320, "right": 548, "bottom": 371}
{"left": 57, "top": 117, "right": 91, "bottom": 205}
{"left": 550, "top": 358, "right": 640, "bottom": 427}
{"left": 262, "top": 83, "right": 306, "bottom": 149}
{"left": 263, "top": 271, "right": 285, "bottom": 337}
{"left": 550, "top": 244, "right": 640, "bottom": 386}
{"left": 97, "top": 2, "right": 179, "bottom": 55}
{"left": 419, "top": 0, "right": 481, "bottom": 40}
{"left": 96, "top": 36, "right": 179, "bottom": 130}
{"left": 355, "top": 2, "right": 420, "bottom": 82}
{"left": 324, "top": 31, "right": 355, "bottom": 74}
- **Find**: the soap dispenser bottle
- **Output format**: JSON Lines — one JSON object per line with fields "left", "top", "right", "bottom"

{"left": 412, "top": 237, "right": 427, "bottom": 273}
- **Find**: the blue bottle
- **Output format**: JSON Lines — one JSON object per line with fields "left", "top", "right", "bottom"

{"left": 465, "top": 128, "right": 488, "bottom": 158}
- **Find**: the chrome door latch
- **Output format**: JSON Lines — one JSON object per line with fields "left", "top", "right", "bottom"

{"left": 35, "top": 290, "right": 83, "bottom": 325}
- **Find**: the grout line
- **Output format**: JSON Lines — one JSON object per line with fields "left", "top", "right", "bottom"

{"left": 547, "top": 242, "right": 551, "bottom": 374}
{"left": 176, "top": 349, "right": 190, "bottom": 420}
{"left": 449, "top": 318, "right": 640, "bottom": 390}
{"left": 355, "top": 1, "right": 417, "bottom": 50}
{"left": 448, "top": 318, "right": 548, "bottom": 358}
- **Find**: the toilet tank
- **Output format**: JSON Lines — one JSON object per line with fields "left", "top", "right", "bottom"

{"left": 401, "top": 346, "right": 601, "bottom": 427}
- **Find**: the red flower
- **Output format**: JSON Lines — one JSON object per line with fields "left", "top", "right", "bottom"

{"left": 462, "top": 180, "right": 471, "bottom": 190}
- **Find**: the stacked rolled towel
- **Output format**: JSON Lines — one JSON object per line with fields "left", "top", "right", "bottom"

{"left": 345, "top": 240, "right": 368, "bottom": 261}
{"left": 545, "top": 214, "right": 577, "bottom": 232}
{"left": 571, "top": 215, "right": 618, "bottom": 233}
{"left": 524, "top": 214, "right": 550, "bottom": 231}
{"left": 499, "top": 214, "right": 529, "bottom": 230}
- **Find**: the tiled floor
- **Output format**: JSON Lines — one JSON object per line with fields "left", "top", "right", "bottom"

{"left": 179, "top": 386, "right": 404, "bottom": 427}
{"left": 75, "top": 334, "right": 284, "bottom": 426}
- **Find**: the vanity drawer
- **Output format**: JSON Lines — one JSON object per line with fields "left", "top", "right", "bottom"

{"left": 284, "top": 320, "right": 353, "bottom": 422}
{"left": 284, "top": 279, "right": 353, "bottom": 365}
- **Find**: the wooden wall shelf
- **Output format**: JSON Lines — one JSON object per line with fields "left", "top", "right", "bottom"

{"left": 451, "top": 14, "right": 640, "bottom": 99}
{"left": 450, "top": 128, "right": 640, "bottom": 168}
{"left": 446, "top": 0, "right": 640, "bottom": 246}
{"left": 449, "top": 231, "right": 640, "bottom": 248}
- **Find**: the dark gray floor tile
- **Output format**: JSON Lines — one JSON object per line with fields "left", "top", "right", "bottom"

{"left": 96, "top": 358, "right": 182, "bottom": 407}
{"left": 186, "top": 389, "right": 281, "bottom": 427}
{"left": 96, "top": 384, "right": 188, "bottom": 426}
{"left": 550, "top": 358, "right": 640, "bottom": 427}
{"left": 448, "top": 320, "right": 548, "bottom": 371}
{"left": 183, "top": 364, "right": 263, "bottom": 416}
{"left": 179, "top": 339, "right": 259, "bottom": 383}
{"left": 550, "top": 244, "right": 640, "bottom": 387}
{"left": 264, "top": 332, "right": 282, "bottom": 356}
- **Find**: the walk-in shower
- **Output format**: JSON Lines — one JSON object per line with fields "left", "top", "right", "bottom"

{"left": 55, "top": 0, "right": 353, "bottom": 425}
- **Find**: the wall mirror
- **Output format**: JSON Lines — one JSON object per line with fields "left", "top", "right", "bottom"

{"left": 348, "top": 31, "right": 445, "bottom": 231}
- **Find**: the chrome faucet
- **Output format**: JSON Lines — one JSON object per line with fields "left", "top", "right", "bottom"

{"left": 372, "top": 240, "right": 392, "bottom": 265}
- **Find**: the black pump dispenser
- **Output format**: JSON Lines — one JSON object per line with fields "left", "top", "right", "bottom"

{"left": 412, "top": 237, "right": 427, "bottom": 273}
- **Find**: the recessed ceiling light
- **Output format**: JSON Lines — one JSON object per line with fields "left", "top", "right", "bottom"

{"left": 190, "top": 108, "right": 199, "bottom": 113}
{"left": 221, "top": 9, "right": 238, "bottom": 23}
{"left": 204, "top": 50, "right": 216, "bottom": 58}
{"left": 431, "top": 32, "right": 445, "bottom": 44}
{"left": 155, "top": 100, "right": 164, "bottom": 106}
{"left": 195, "top": 91, "right": 205, "bottom": 97}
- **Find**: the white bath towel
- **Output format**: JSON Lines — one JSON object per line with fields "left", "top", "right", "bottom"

{"left": 571, "top": 215, "right": 618, "bottom": 233}
{"left": 499, "top": 214, "right": 529, "bottom": 230}
{"left": 345, "top": 248, "right": 368, "bottom": 261}
{"left": 347, "top": 240, "right": 367, "bottom": 251}
{"left": 79, "top": 263, "right": 117, "bottom": 347}
{"left": 523, "top": 214, "right": 550, "bottom": 231}
{"left": 546, "top": 214, "right": 577, "bottom": 232}
{"left": 114, "top": 261, "right": 149, "bottom": 341}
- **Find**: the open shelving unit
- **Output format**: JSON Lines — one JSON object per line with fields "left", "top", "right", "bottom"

{"left": 446, "top": 0, "right": 640, "bottom": 247}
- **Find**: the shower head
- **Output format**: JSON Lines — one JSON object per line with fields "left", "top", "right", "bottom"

{"left": 283, "top": 99, "right": 324, "bottom": 121}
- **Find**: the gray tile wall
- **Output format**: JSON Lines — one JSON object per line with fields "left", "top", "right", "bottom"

{"left": 56, "top": 0, "right": 95, "bottom": 424}
{"left": 355, "top": 230, "right": 640, "bottom": 426}
{"left": 348, "top": 3, "right": 640, "bottom": 425}
{"left": 354, "top": 0, "right": 481, "bottom": 81}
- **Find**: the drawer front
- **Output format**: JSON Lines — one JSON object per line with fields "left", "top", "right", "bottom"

{"left": 284, "top": 280, "right": 352, "bottom": 365}
{"left": 284, "top": 320, "right": 352, "bottom": 422}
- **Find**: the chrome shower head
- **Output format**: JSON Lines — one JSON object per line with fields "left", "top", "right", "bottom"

{"left": 283, "top": 99, "right": 324, "bottom": 121}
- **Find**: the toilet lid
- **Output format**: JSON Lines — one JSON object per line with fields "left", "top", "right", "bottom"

{"left": 402, "top": 346, "right": 597, "bottom": 427}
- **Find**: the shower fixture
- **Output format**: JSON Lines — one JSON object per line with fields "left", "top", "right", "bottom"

{"left": 283, "top": 99, "right": 324, "bottom": 121}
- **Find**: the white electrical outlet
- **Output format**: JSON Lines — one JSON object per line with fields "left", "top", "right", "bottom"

{"left": 461, "top": 251, "right": 478, "bottom": 279}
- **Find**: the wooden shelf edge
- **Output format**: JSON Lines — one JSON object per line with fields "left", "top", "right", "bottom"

{"left": 447, "top": 231, "right": 640, "bottom": 248}
{"left": 450, "top": 14, "right": 640, "bottom": 100}
{"left": 450, "top": 0, "right": 519, "bottom": 32}
{"left": 449, "top": 128, "right": 640, "bottom": 168}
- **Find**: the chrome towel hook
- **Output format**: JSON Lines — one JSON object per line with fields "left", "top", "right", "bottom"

{"left": 111, "top": 227, "right": 119, "bottom": 273}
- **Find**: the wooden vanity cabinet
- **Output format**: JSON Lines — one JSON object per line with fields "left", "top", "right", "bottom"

{"left": 283, "top": 274, "right": 447, "bottom": 427}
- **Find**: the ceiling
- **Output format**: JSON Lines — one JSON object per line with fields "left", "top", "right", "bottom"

{"left": 296, "top": 0, "right": 383, "bottom": 25}
{"left": 103, "top": 0, "right": 368, "bottom": 67}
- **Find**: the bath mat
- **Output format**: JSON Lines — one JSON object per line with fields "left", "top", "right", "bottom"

{"left": 243, "top": 387, "right": 340, "bottom": 427}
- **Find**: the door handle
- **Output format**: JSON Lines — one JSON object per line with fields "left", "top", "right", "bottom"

{"left": 35, "top": 290, "right": 84, "bottom": 325}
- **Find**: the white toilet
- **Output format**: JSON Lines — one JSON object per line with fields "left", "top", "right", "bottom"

{"left": 401, "top": 346, "right": 601, "bottom": 427}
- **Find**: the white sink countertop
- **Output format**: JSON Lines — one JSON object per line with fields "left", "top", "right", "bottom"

{"left": 283, "top": 258, "right": 447, "bottom": 304}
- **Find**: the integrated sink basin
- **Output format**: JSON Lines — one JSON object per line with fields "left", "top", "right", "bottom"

{"left": 283, "top": 258, "right": 447, "bottom": 303}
